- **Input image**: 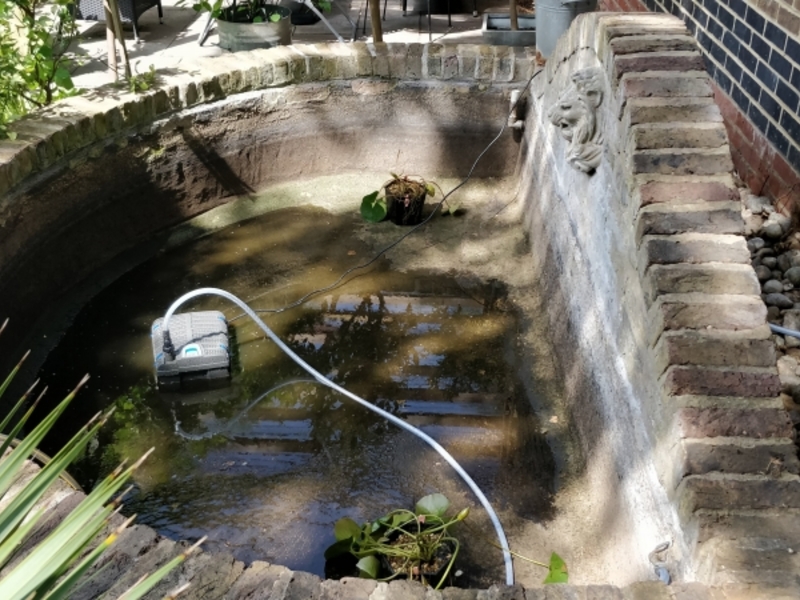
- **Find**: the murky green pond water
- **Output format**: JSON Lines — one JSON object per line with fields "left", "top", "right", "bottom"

{"left": 37, "top": 206, "right": 555, "bottom": 586}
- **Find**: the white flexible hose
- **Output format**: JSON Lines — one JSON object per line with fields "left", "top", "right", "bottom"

{"left": 161, "top": 287, "right": 515, "bottom": 585}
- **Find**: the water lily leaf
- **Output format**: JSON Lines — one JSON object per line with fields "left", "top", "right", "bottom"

{"left": 360, "top": 191, "right": 386, "bottom": 223}
{"left": 356, "top": 555, "right": 380, "bottom": 579}
{"left": 543, "top": 552, "right": 568, "bottom": 584}
{"left": 415, "top": 493, "right": 449, "bottom": 517}
{"left": 334, "top": 517, "right": 361, "bottom": 541}
{"left": 269, "top": 12, "right": 281, "bottom": 21}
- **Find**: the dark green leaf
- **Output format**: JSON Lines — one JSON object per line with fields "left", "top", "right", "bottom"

{"left": 360, "top": 191, "right": 386, "bottom": 223}
{"left": 415, "top": 493, "right": 449, "bottom": 517}
{"left": 356, "top": 555, "right": 380, "bottom": 579}
{"left": 333, "top": 517, "right": 361, "bottom": 541}
{"left": 543, "top": 552, "right": 568, "bottom": 584}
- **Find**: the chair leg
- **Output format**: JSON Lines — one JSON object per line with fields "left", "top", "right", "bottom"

{"left": 132, "top": 19, "right": 141, "bottom": 42}
{"left": 157, "top": 0, "right": 163, "bottom": 23}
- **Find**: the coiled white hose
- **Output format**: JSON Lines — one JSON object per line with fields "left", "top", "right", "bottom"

{"left": 161, "top": 286, "right": 515, "bottom": 585}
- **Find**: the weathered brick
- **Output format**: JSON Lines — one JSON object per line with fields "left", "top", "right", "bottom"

{"left": 475, "top": 45, "right": 494, "bottom": 80}
{"left": 649, "top": 294, "right": 766, "bottom": 334}
{"left": 662, "top": 365, "right": 781, "bottom": 397}
{"left": 405, "top": 43, "right": 424, "bottom": 79}
{"left": 386, "top": 43, "right": 408, "bottom": 79}
{"left": 383, "top": 578, "right": 427, "bottom": 599}
{"left": 602, "top": 15, "right": 687, "bottom": 42}
{"left": 632, "top": 148, "right": 733, "bottom": 175}
{"left": 635, "top": 176, "right": 739, "bottom": 206}
{"left": 493, "top": 45, "right": 515, "bottom": 82}
{"left": 637, "top": 202, "right": 743, "bottom": 240}
{"left": 424, "top": 44, "right": 444, "bottom": 78}
{"left": 319, "top": 577, "right": 377, "bottom": 600}
{"left": 457, "top": 44, "right": 478, "bottom": 79}
{"left": 614, "top": 51, "right": 706, "bottom": 80}
{"left": 610, "top": 34, "right": 698, "bottom": 55}
{"left": 620, "top": 71, "right": 712, "bottom": 98}
{"left": 675, "top": 407, "right": 793, "bottom": 438}
{"left": 622, "top": 581, "right": 672, "bottom": 600}
{"left": 683, "top": 438, "right": 800, "bottom": 475}
{"left": 626, "top": 97, "right": 723, "bottom": 125}
{"left": 640, "top": 233, "right": 750, "bottom": 266}
{"left": 671, "top": 582, "right": 721, "bottom": 600}
{"left": 629, "top": 123, "right": 728, "bottom": 150}
{"left": 441, "top": 44, "right": 459, "bottom": 80}
{"left": 654, "top": 327, "right": 775, "bottom": 372}
{"left": 679, "top": 473, "right": 800, "bottom": 511}
{"left": 367, "top": 42, "right": 389, "bottom": 78}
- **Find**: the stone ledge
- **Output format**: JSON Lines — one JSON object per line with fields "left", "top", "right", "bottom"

{"left": 682, "top": 437, "right": 800, "bottom": 476}
{"left": 629, "top": 122, "right": 728, "bottom": 150}
{"left": 653, "top": 327, "right": 775, "bottom": 373}
{"left": 636, "top": 203, "right": 743, "bottom": 240}
{"left": 661, "top": 365, "right": 781, "bottom": 397}
{"left": 639, "top": 234, "right": 750, "bottom": 269}
{"left": 632, "top": 175, "right": 739, "bottom": 207}
{"left": 645, "top": 263, "right": 759, "bottom": 303}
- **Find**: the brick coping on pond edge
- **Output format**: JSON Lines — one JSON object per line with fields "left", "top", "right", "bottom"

{"left": 0, "top": 12, "right": 798, "bottom": 600}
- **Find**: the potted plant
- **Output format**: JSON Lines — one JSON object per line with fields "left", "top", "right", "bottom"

{"left": 277, "top": 0, "right": 331, "bottom": 25}
{"left": 360, "top": 174, "right": 443, "bottom": 226}
{"left": 194, "top": 0, "right": 292, "bottom": 51}
{"left": 324, "top": 493, "right": 467, "bottom": 589}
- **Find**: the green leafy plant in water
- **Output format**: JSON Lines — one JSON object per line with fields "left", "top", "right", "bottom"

{"left": 325, "top": 493, "right": 466, "bottom": 589}
{"left": 0, "top": 319, "right": 203, "bottom": 599}
{"left": 360, "top": 173, "right": 442, "bottom": 223}
{"left": 0, "top": 0, "right": 79, "bottom": 139}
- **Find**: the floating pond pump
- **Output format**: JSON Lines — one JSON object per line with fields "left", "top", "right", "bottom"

{"left": 151, "top": 310, "right": 231, "bottom": 390}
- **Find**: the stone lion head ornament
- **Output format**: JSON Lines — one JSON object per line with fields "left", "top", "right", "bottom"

{"left": 547, "top": 67, "right": 604, "bottom": 174}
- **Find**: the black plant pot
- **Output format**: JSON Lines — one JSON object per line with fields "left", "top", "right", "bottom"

{"left": 386, "top": 191, "right": 425, "bottom": 226}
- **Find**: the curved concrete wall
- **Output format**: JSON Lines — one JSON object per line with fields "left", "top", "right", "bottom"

{"left": 0, "top": 44, "right": 528, "bottom": 358}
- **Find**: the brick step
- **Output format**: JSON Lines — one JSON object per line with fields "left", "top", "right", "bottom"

{"left": 693, "top": 534, "right": 800, "bottom": 588}
{"left": 678, "top": 473, "right": 800, "bottom": 513}
{"left": 682, "top": 436, "right": 799, "bottom": 476}
{"left": 637, "top": 202, "right": 743, "bottom": 239}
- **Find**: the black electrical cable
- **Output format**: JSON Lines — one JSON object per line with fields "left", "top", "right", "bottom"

{"left": 230, "top": 67, "right": 544, "bottom": 322}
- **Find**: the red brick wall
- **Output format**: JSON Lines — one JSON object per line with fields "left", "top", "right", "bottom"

{"left": 597, "top": 2, "right": 800, "bottom": 210}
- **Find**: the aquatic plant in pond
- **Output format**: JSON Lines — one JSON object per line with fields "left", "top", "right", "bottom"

{"left": 325, "top": 493, "right": 466, "bottom": 589}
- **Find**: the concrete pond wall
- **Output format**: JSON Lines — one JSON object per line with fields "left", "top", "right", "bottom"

{"left": 0, "top": 11, "right": 798, "bottom": 600}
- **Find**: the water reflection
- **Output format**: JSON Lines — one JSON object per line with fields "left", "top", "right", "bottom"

{"left": 36, "top": 208, "right": 555, "bottom": 586}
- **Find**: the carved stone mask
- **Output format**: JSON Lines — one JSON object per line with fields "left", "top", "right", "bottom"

{"left": 547, "top": 67, "right": 605, "bottom": 174}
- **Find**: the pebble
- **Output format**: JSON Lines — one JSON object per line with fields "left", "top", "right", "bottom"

{"left": 773, "top": 269, "right": 784, "bottom": 280}
{"left": 754, "top": 265, "right": 772, "bottom": 281}
{"left": 747, "top": 237, "right": 766, "bottom": 253}
{"left": 768, "top": 305, "right": 782, "bottom": 322}
{"left": 775, "top": 334, "right": 787, "bottom": 350}
{"left": 762, "top": 221, "right": 784, "bottom": 240}
{"left": 777, "top": 253, "right": 793, "bottom": 273}
{"left": 763, "top": 279, "right": 784, "bottom": 294}
{"left": 766, "top": 293, "right": 794, "bottom": 309}
{"left": 761, "top": 256, "right": 778, "bottom": 269}
{"left": 777, "top": 355, "right": 799, "bottom": 378}
{"left": 787, "top": 267, "right": 800, "bottom": 286}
